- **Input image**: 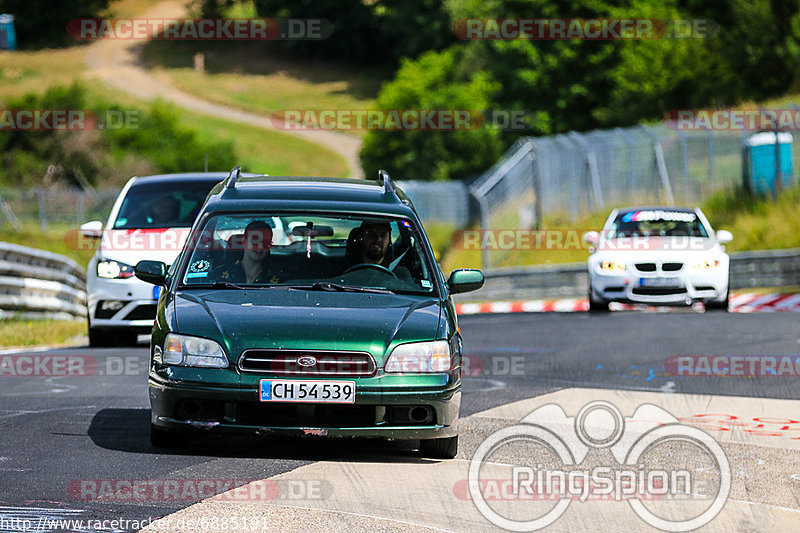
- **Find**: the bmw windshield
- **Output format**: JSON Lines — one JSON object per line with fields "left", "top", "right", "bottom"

{"left": 178, "top": 213, "right": 438, "bottom": 295}
{"left": 606, "top": 209, "right": 709, "bottom": 239}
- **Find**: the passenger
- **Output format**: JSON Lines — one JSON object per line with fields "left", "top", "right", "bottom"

{"left": 214, "top": 221, "right": 282, "bottom": 284}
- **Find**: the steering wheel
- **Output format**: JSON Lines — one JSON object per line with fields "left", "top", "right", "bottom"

{"left": 343, "top": 263, "right": 399, "bottom": 279}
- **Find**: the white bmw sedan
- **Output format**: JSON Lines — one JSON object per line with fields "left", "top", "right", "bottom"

{"left": 584, "top": 207, "right": 733, "bottom": 312}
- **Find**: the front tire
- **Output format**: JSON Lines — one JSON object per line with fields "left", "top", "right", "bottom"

{"left": 705, "top": 288, "right": 729, "bottom": 312}
{"left": 88, "top": 327, "right": 115, "bottom": 347}
{"left": 588, "top": 285, "right": 609, "bottom": 312}
{"left": 420, "top": 435, "right": 458, "bottom": 459}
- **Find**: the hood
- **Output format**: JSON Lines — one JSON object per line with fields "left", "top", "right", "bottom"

{"left": 173, "top": 289, "right": 443, "bottom": 364}
{"left": 99, "top": 228, "right": 190, "bottom": 266}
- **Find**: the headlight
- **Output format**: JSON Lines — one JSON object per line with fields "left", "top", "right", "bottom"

{"left": 163, "top": 333, "right": 228, "bottom": 368}
{"left": 385, "top": 340, "right": 451, "bottom": 373}
{"left": 691, "top": 260, "right": 719, "bottom": 271}
{"left": 97, "top": 259, "right": 134, "bottom": 279}
{"left": 599, "top": 260, "right": 626, "bottom": 273}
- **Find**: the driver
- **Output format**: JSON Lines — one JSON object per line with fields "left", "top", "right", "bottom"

{"left": 360, "top": 221, "right": 392, "bottom": 266}
{"left": 146, "top": 194, "right": 180, "bottom": 226}
{"left": 348, "top": 221, "right": 414, "bottom": 283}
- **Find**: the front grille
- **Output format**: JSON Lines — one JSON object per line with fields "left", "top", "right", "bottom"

{"left": 237, "top": 402, "right": 377, "bottom": 427}
{"left": 123, "top": 304, "right": 157, "bottom": 320}
{"left": 632, "top": 288, "right": 687, "bottom": 296}
{"left": 662, "top": 262, "right": 683, "bottom": 272}
{"left": 635, "top": 263, "right": 656, "bottom": 272}
{"left": 239, "top": 349, "right": 377, "bottom": 377}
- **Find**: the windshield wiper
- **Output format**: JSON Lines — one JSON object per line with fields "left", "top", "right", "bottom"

{"left": 210, "top": 281, "right": 246, "bottom": 290}
{"left": 291, "top": 282, "right": 394, "bottom": 294}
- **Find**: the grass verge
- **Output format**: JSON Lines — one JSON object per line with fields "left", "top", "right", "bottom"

{"left": 0, "top": 319, "right": 86, "bottom": 348}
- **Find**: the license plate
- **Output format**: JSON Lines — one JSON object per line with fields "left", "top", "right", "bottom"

{"left": 260, "top": 379, "right": 356, "bottom": 404}
{"left": 152, "top": 285, "right": 161, "bottom": 300}
{"left": 639, "top": 277, "right": 681, "bottom": 288}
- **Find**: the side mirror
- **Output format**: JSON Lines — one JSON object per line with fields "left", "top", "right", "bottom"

{"left": 583, "top": 231, "right": 599, "bottom": 245}
{"left": 447, "top": 269, "right": 484, "bottom": 295}
{"left": 80, "top": 220, "right": 103, "bottom": 239}
{"left": 135, "top": 260, "right": 168, "bottom": 286}
{"left": 716, "top": 230, "right": 733, "bottom": 244}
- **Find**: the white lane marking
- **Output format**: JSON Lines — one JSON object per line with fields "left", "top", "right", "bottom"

{"left": 0, "top": 345, "right": 57, "bottom": 356}
{"left": 0, "top": 406, "right": 96, "bottom": 420}
{"left": 463, "top": 378, "right": 507, "bottom": 392}
{"left": 726, "top": 499, "right": 800, "bottom": 515}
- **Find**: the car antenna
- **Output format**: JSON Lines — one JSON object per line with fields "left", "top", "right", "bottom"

{"left": 377, "top": 169, "right": 395, "bottom": 194}
{"left": 226, "top": 166, "right": 241, "bottom": 189}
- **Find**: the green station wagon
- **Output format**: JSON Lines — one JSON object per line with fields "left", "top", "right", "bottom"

{"left": 135, "top": 168, "right": 484, "bottom": 458}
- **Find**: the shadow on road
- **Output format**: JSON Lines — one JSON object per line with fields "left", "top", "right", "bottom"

{"left": 88, "top": 408, "right": 437, "bottom": 464}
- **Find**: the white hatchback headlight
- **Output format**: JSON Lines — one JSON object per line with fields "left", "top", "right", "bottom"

{"left": 163, "top": 333, "right": 228, "bottom": 368}
{"left": 97, "top": 259, "right": 134, "bottom": 279}
{"left": 385, "top": 340, "right": 451, "bottom": 373}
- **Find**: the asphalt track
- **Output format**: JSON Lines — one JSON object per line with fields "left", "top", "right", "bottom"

{"left": 1, "top": 309, "right": 799, "bottom": 532}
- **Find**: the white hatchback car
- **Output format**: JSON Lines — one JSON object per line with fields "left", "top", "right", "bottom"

{"left": 584, "top": 207, "right": 733, "bottom": 312}
{"left": 81, "top": 173, "right": 226, "bottom": 346}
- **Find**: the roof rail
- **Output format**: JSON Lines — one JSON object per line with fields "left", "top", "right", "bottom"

{"left": 377, "top": 169, "right": 395, "bottom": 194}
{"left": 225, "top": 166, "right": 241, "bottom": 189}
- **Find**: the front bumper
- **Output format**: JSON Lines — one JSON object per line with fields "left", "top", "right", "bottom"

{"left": 149, "top": 376, "right": 461, "bottom": 440}
{"left": 590, "top": 269, "right": 728, "bottom": 305}
{"left": 88, "top": 274, "right": 161, "bottom": 330}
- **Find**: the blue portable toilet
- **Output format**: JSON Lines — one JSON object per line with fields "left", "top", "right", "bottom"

{"left": 0, "top": 14, "right": 16, "bottom": 50}
{"left": 743, "top": 131, "right": 794, "bottom": 195}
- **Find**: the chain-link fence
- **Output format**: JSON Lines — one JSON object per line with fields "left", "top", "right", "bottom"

{"left": 0, "top": 182, "right": 470, "bottom": 231}
{"left": 470, "top": 123, "right": 800, "bottom": 269}
{"left": 0, "top": 187, "right": 120, "bottom": 230}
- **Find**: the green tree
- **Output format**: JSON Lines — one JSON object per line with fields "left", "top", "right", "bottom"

{"left": 359, "top": 49, "right": 503, "bottom": 181}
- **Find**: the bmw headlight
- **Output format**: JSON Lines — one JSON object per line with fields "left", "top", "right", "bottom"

{"left": 97, "top": 259, "right": 134, "bottom": 279}
{"left": 599, "top": 260, "right": 626, "bottom": 273}
{"left": 691, "top": 260, "right": 719, "bottom": 271}
{"left": 163, "top": 333, "right": 228, "bottom": 368}
{"left": 385, "top": 340, "right": 451, "bottom": 373}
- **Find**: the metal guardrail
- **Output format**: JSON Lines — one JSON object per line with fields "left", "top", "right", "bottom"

{"left": 0, "top": 242, "right": 87, "bottom": 320}
{"left": 457, "top": 248, "right": 800, "bottom": 302}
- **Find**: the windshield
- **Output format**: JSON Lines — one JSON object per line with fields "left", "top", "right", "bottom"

{"left": 112, "top": 180, "right": 219, "bottom": 230}
{"left": 606, "top": 209, "right": 708, "bottom": 239}
{"left": 179, "top": 213, "right": 437, "bottom": 294}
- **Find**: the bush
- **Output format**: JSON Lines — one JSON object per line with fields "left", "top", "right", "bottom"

{"left": 0, "top": 83, "right": 236, "bottom": 187}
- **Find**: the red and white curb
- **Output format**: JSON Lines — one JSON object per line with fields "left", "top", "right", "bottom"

{"left": 455, "top": 292, "right": 800, "bottom": 315}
